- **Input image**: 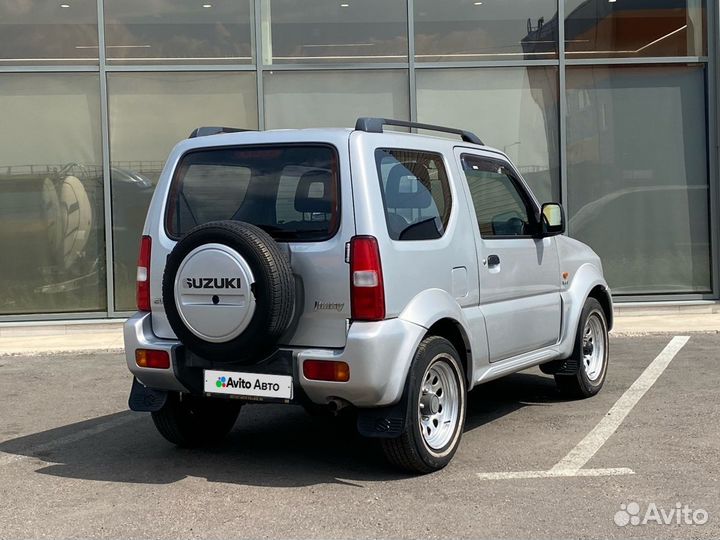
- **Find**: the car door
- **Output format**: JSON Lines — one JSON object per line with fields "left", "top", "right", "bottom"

{"left": 455, "top": 149, "right": 561, "bottom": 362}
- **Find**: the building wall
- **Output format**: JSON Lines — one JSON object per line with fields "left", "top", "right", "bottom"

{"left": 0, "top": 0, "right": 716, "bottom": 319}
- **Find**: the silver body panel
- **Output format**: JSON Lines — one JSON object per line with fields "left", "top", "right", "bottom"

{"left": 125, "top": 127, "right": 611, "bottom": 407}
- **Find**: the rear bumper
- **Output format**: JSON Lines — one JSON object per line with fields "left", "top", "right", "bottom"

{"left": 124, "top": 312, "right": 426, "bottom": 407}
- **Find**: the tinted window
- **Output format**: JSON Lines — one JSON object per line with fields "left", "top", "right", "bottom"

{"left": 376, "top": 149, "right": 451, "bottom": 241}
{"left": 166, "top": 145, "right": 339, "bottom": 241}
{"left": 0, "top": 0, "right": 98, "bottom": 66}
{"left": 414, "top": 0, "right": 558, "bottom": 62}
{"left": 461, "top": 155, "right": 534, "bottom": 237}
{"left": 104, "top": 0, "right": 254, "bottom": 65}
{"left": 267, "top": 0, "right": 407, "bottom": 64}
{"left": 565, "top": 0, "right": 706, "bottom": 59}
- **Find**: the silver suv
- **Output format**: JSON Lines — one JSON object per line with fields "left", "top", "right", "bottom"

{"left": 124, "top": 118, "right": 612, "bottom": 473}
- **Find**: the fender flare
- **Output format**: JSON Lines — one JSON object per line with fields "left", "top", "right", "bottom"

{"left": 398, "top": 288, "right": 482, "bottom": 384}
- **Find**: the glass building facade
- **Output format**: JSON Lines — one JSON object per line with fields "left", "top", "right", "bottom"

{"left": 0, "top": 0, "right": 717, "bottom": 320}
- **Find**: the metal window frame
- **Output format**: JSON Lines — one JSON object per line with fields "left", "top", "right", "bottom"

{"left": 0, "top": 0, "right": 717, "bottom": 321}
{"left": 97, "top": 0, "right": 115, "bottom": 317}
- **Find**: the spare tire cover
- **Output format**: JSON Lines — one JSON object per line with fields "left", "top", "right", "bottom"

{"left": 60, "top": 175, "right": 93, "bottom": 270}
{"left": 163, "top": 220, "right": 295, "bottom": 363}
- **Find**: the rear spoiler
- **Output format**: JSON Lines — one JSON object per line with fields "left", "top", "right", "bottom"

{"left": 188, "top": 126, "right": 254, "bottom": 138}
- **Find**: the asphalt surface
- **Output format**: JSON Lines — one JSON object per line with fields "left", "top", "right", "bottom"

{"left": 0, "top": 334, "right": 718, "bottom": 539}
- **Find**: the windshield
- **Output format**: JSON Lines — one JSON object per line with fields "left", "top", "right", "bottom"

{"left": 165, "top": 144, "right": 340, "bottom": 241}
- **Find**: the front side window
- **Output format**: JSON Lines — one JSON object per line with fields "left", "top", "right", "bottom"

{"left": 166, "top": 145, "right": 339, "bottom": 241}
{"left": 461, "top": 155, "right": 535, "bottom": 238}
{"left": 375, "top": 149, "right": 452, "bottom": 241}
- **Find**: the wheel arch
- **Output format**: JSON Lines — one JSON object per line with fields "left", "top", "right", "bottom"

{"left": 425, "top": 318, "right": 472, "bottom": 386}
{"left": 588, "top": 284, "right": 613, "bottom": 331}
{"left": 399, "top": 288, "right": 475, "bottom": 386}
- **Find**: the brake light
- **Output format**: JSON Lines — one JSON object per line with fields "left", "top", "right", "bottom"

{"left": 303, "top": 360, "right": 350, "bottom": 382}
{"left": 350, "top": 235, "right": 385, "bottom": 321}
{"left": 135, "top": 349, "right": 170, "bottom": 369}
{"left": 136, "top": 235, "right": 151, "bottom": 312}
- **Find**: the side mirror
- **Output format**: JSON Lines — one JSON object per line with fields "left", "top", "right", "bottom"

{"left": 541, "top": 202, "right": 565, "bottom": 236}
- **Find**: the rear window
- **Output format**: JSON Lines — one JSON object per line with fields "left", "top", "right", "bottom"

{"left": 375, "top": 148, "right": 451, "bottom": 241}
{"left": 166, "top": 145, "right": 339, "bottom": 241}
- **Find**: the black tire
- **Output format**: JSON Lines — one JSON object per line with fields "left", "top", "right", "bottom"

{"left": 163, "top": 220, "right": 295, "bottom": 363}
{"left": 381, "top": 336, "right": 467, "bottom": 474}
{"left": 151, "top": 393, "right": 242, "bottom": 447}
{"left": 554, "top": 297, "right": 609, "bottom": 399}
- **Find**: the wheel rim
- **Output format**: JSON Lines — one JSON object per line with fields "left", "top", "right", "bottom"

{"left": 418, "top": 356, "right": 460, "bottom": 451}
{"left": 582, "top": 312, "right": 606, "bottom": 382}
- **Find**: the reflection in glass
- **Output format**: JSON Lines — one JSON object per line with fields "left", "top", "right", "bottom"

{"left": 0, "top": 0, "right": 98, "bottom": 65}
{"left": 264, "top": 70, "right": 409, "bottom": 128}
{"left": 417, "top": 67, "right": 559, "bottom": 203}
{"left": 0, "top": 75, "right": 105, "bottom": 314}
{"left": 414, "top": 0, "right": 558, "bottom": 61}
{"left": 565, "top": 0, "right": 707, "bottom": 58}
{"left": 108, "top": 73, "right": 258, "bottom": 310}
{"left": 266, "top": 0, "right": 407, "bottom": 64}
{"left": 104, "top": 0, "right": 253, "bottom": 64}
{"left": 566, "top": 65, "right": 709, "bottom": 294}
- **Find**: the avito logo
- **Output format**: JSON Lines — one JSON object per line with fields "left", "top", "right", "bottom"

{"left": 216, "top": 376, "right": 281, "bottom": 392}
{"left": 614, "top": 502, "right": 709, "bottom": 527}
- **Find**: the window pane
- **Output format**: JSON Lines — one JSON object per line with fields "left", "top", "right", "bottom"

{"left": 565, "top": 0, "right": 707, "bottom": 58}
{"left": 0, "top": 1, "right": 98, "bottom": 66}
{"left": 167, "top": 145, "right": 340, "bottom": 242}
{"left": 266, "top": 0, "right": 407, "bottom": 64}
{"left": 375, "top": 149, "right": 451, "bottom": 241}
{"left": 461, "top": 156, "right": 533, "bottom": 237}
{"left": 417, "top": 67, "right": 559, "bottom": 203}
{"left": 104, "top": 0, "right": 253, "bottom": 65}
{"left": 264, "top": 70, "right": 409, "bottom": 129}
{"left": 0, "top": 74, "right": 105, "bottom": 314}
{"left": 414, "top": 0, "right": 558, "bottom": 62}
{"left": 567, "top": 65, "right": 710, "bottom": 294}
{"left": 109, "top": 72, "right": 258, "bottom": 310}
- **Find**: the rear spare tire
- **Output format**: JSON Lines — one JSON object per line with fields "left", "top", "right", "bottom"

{"left": 162, "top": 220, "right": 294, "bottom": 363}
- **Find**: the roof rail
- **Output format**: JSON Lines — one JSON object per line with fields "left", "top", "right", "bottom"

{"left": 188, "top": 126, "right": 252, "bottom": 138}
{"left": 354, "top": 117, "right": 483, "bottom": 145}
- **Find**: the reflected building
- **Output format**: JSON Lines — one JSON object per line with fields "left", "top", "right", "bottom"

{"left": 0, "top": 0, "right": 716, "bottom": 319}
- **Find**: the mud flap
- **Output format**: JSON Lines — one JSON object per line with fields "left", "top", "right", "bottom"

{"left": 128, "top": 377, "right": 168, "bottom": 412}
{"left": 356, "top": 375, "right": 411, "bottom": 439}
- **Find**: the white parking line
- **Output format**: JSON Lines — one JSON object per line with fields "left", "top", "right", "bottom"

{"left": 551, "top": 335, "right": 690, "bottom": 473}
{"left": 476, "top": 467, "right": 634, "bottom": 480}
{"left": 0, "top": 413, "right": 138, "bottom": 467}
{"left": 478, "top": 335, "right": 690, "bottom": 480}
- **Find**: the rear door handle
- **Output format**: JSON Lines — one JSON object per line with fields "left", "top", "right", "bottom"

{"left": 487, "top": 254, "right": 501, "bottom": 267}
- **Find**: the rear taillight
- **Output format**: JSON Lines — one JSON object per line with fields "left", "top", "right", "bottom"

{"left": 350, "top": 235, "right": 385, "bottom": 321}
{"left": 136, "top": 235, "right": 151, "bottom": 312}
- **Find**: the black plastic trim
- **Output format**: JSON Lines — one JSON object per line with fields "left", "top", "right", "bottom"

{"left": 128, "top": 377, "right": 168, "bottom": 412}
{"left": 355, "top": 117, "right": 484, "bottom": 145}
{"left": 172, "top": 347, "right": 317, "bottom": 405}
{"left": 356, "top": 368, "right": 412, "bottom": 439}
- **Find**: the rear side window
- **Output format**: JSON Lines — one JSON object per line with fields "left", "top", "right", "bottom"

{"left": 375, "top": 149, "right": 451, "bottom": 241}
{"left": 166, "top": 145, "right": 339, "bottom": 241}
